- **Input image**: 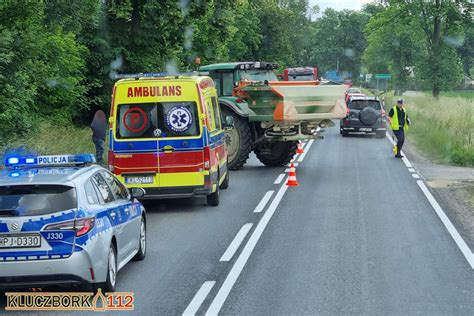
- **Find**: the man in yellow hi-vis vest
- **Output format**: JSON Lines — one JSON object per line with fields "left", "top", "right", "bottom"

{"left": 388, "top": 98, "right": 410, "bottom": 158}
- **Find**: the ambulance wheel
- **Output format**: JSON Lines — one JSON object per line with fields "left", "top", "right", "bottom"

{"left": 222, "top": 108, "right": 251, "bottom": 170}
{"left": 207, "top": 182, "right": 220, "bottom": 206}
{"left": 254, "top": 141, "right": 297, "bottom": 167}
{"left": 220, "top": 168, "right": 229, "bottom": 190}
{"left": 94, "top": 243, "right": 117, "bottom": 292}
{"left": 133, "top": 216, "right": 146, "bottom": 261}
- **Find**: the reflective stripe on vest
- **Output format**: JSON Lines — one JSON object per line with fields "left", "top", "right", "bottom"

{"left": 390, "top": 106, "right": 409, "bottom": 131}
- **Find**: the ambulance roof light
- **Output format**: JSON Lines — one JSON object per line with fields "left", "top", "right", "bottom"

{"left": 114, "top": 72, "right": 205, "bottom": 79}
{"left": 4, "top": 154, "right": 96, "bottom": 168}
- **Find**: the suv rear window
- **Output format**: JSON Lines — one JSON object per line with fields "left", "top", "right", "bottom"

{"left": 0, "top": 185, "right": 77, "bottom": 217}
{"left": 116, "top": 102, "right": 200, "bottom": 139}
{"left": 349, "top": 100, "right": 381, "bottom": 110}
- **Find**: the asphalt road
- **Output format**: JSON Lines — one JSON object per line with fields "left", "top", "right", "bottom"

{"left": 2, "top": 127, "right": 474, "bottom": 315}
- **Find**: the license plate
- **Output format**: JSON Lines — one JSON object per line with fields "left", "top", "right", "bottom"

{"left": 125, "top": 176, "right": 154, "bottom": 185}
{"left": 0, "top": 234, "right": 41, "bottom": 249}
{"left": 359, "top": 128, "right": 372, "bottom": 132}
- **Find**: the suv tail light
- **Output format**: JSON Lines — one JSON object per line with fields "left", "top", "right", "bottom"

{"left": 381, "top": 107, "right": 386, "bottom": 117}
{"left": 45, "top": 217, "right": 96, "bottom": 237}
{"left": 203, "top": 146, "right": 211, "bottom": 170}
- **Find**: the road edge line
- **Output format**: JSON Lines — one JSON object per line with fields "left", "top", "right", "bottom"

{"left": 417, "top": 180, "right": 474, "bottom": 269}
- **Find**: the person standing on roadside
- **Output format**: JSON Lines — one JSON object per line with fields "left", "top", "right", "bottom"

{"left": 388, "top": 98, "right": 410, "bottom": 158}
{"left": 90, "top": 110, "right": 107, "bottom": 164}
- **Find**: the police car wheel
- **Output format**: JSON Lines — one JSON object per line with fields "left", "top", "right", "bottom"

{"left": 207, "top": 180, "right": 220, "bottom": 206}
{"left": 133, "top": 216, "right": 147, "bottom": 261}
{"left": 93, "top": 243, "right": 117, "bottom": 292}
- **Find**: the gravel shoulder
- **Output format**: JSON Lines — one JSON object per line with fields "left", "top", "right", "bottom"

{"left": 403, "top": 137, "right": 474, "bottom": 248}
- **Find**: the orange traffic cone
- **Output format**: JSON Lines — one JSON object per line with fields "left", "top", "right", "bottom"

{"left": 296, "top": 142, "right": 304, "bottom": 154}
{"left": 286, "top": 163, "right": 299, "bottom": 186}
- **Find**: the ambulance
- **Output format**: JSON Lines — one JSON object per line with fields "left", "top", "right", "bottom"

{"left": 108, "top": 73, "right": 232, "bottom": 206}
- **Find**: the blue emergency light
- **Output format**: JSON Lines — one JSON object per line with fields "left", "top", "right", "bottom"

{"left": 4, "top": 154, "right": 96, "bottom": 168}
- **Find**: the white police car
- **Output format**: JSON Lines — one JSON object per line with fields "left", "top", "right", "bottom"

{"left": 0, "top": 154, "right": 147, "bottom": 292}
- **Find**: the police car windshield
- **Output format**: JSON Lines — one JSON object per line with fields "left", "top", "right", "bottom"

{"left": 240, "top": 70, "right": 278, "bottom": 82}
{"left": 0, "top": 185, "right": 77, "bottom": 217}
{"left": 116, "top": 102, "right": 200, "bottom": 139}
{"left": 349, "top": 100, "right": 381, "bottom": 110}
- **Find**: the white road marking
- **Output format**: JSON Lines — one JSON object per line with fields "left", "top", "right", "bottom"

{"left": 206, "top": 181, "right": 289, "bottom": 315}
{"left": 274, "top": 174, "right": 285, "bottom": 185}
{"left": 412, "top": 173, "right": 420, "bottom": 179}
{"left": 385, "top": 132, "right": 413, "bottom": 167}
{"left": 220, "top": 223, "right": 253, "bottom": 262}
{"left": 183, "top": 281, "right": 216, "bottom": 316}
{"left": 297, "top": 140, "right": 314, "bottom": 162}
{"left": 287, "top": 163, "right": 299, "bottom": 167}
{"left": 408, "top": 168, "right": 416, "bottom": 173}
{"left": 401, "top": 155, "right": 412, "bottom": 168}
{"left": 253, "top": 191, "right": 274, "bottom": 213}
{"left": 285, "top": 168, "right": 290, "bottom": 173}
{"left": 417, "top": 180, "right": 474, "bottom": 269}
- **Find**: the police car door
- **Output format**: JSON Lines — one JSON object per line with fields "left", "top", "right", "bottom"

{"left": 100, "top": 171, "right": 138, "bottom": 259}
{"left": 91, "top": 172, "right": 130, "bottom": 265}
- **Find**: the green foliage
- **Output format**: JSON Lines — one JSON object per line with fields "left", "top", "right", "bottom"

{"left": 365, "top": 0, "right": 471, "bottom": 97}
{"left": 309, "top": 8, "right": 370, "bottom": 78}
{"left": 385, "top": 94, "right": 474, "bottom": 167}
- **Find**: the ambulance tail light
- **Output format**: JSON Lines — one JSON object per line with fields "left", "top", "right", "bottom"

{"left": 203, "top": 147, "right": 211, "bottom": 170}
{"left": 44, "top": 217, "right": 95, "bottom": 237}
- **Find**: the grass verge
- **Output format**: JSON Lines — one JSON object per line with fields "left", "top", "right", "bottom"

{"left": 1, "top": 121, "right": 106, "bottom": 164}
{"left": 385, "top": 93, "right": 474, "bottom": 167}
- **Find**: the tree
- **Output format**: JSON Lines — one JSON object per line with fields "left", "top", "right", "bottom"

{"left": 363, "top": 5, "right": 422, "bottom": 95}
{"left": 391, "top": 0, "right": 470, "bottom": 97}
{"left": 309, "top": 9, "right": 371, "bottom": 79}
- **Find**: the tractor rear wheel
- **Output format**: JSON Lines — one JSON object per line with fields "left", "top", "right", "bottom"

{"left": 254, "top": 141, "right": 298, "bottom": 167}
{"left": 222, "top": 108, "right": 251, "bottom": 170}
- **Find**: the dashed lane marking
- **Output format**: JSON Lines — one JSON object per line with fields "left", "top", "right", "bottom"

{"left": 274, "top": 174, "right": 285, "bottom": 185}
{"left": 206, "top": 181, "right": 289, "bottom": 315}
{"left": 253, "top": 191, "right": 274, "bottom": 213}
{"left": 220, "top": 223, "right": 254, "bottom": 262}
{"left": 297, "top": 140, "right": 314, "bottom": 162}
{"left": 183, "top": 281, "right": 216, "bottom": 316}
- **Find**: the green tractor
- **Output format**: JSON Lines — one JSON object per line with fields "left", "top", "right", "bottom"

{"left": 199, "top": 62, "right": 347, "bottom": 170}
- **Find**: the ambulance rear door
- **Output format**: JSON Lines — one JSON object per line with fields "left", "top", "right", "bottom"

{"left": 113, "top": 102, "right": 160, "bottom": 187}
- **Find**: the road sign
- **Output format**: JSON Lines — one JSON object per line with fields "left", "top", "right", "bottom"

{"left": 375, "top": 74, "right": 391, "bottom": 79}
{"left": 366, "top": 74, "right": 372, "bottom": 82}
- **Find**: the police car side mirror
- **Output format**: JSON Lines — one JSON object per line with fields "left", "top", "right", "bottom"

{"left": 130, "top": 187, "right": 145, "bottom": 199}
{"left": 224, "top": 116, "right": 234, "bottom": 130}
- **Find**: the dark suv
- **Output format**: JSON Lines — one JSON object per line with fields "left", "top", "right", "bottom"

{"left": 340, "top": 96, "right": 387, "bottom": 138}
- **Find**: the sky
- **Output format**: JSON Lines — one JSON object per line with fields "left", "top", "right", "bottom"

{"left": 309, "top": 0, "right": 373, "bottom": 14}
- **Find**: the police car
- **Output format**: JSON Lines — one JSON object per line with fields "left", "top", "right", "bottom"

{"left": 0, "top": 154, "right": 147, "bottom": 292}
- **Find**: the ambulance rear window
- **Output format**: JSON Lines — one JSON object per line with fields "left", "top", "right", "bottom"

{"left": 116, "top": 102, "right": 200, "bottom": 139}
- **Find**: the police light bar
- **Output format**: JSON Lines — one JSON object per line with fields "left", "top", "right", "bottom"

{"left": 114, "top": 72, "right": 203, "bottom": 79}
{"left": 5, "top": 154, "right": 96, "bottom": 167}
